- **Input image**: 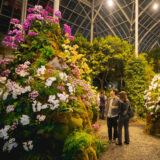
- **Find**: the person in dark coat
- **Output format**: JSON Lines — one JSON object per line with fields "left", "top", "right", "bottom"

{"left": 116, "top": 91, "right": 131, "bottom": 145}
{"left": 106, "top": 88, "right": 120, "bottom": 143}
{"left": 99, "top": 91, "right": 106, "bottom": 119}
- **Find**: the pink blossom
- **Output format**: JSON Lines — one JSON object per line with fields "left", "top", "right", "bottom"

{"left": 45, "top": 6, "right": 53, "bottom": 13}
{"left": 0, "top": 59, "right": 10, "bottom": 65}
{"left": 55, "top": 11, "right": 61, "bottom": 19}
{"left": 92, "top": 124, "right": 100, "bottom": 132}
{"left": 29, "top": 90, "right": 39, "bottom": 100}
{"left": 28, "top": 8, "right": 34, "bottom": 13}
{"left": 10, "top": 18, "right": 19, "bottom": 24}
{"left": 1, "top": 69, "right": 11, "bottom": 77}
{"left": 58, "top": 86, "right": 65, "bottom": 91}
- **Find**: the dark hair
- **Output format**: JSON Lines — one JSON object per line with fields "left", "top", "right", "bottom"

{"left": 119, "top": 91, "right": 128, "bottom": 102}
{"left": 111, "top": 88, "right": 118, "bottom": 95}
{"left": 101, "top": 90, "right": 105, "bottom": 94}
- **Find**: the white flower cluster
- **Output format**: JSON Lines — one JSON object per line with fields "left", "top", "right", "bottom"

{"left": 57, "top": 92, "right": 69, "bottom": 102}
{"left": 3, "top": 138, "right": 18, "bottom": 152}
{"left": 37, "top": 115, "right": 46, "bottom": 121}
{"left": 37, "top": 66, "right": 46, "bottom": 76}
{"left": 0, "top": 125, "right": 10, "bottom": 140}
{"left": 6, "top": 105, "right": 14, "bottom": 113}
{"left": 48, "top": 95, "right": 60, "bottom": 110}
{"left": 0, "top": 76, "right": 6, "bottom": 84}
{"left": 20, "top": 115, "right": 30, "bottom": 125}
{"left": 144, "top": 74, "right": 160, "bottom": 114}
{"left": 32, "top": 101, "right": 48, "bottom": 112}
{"left": 59, "top": 72, "right": 68, "bottom": 81}
{"left": 3, "top": 80, "right": 31, "bottom": 100}
{"left": 67, "top": 83, "right": 75, "bottom": 94}
{"left": 45, "top": 77, "right": 56, "bottom": 87}
{"left": 23, "top": 140, "right": 33, "bottom": 151}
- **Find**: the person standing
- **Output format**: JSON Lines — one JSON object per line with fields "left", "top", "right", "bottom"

{"left": 106, "top": 88, "right": 120, "bottom": 143}
{"left": 116, "top": 91, "right": 132, "bottom": 145}
{"left": 99, "top": 91, "right": 106, "bottom": 119}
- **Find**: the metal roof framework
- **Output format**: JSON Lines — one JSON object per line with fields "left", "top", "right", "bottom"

{"left": 0, "top": 0, "right": 159, "bottom": 53}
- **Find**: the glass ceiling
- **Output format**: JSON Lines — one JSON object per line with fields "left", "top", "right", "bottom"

{"left": 0, "top": 0, "right": 159, "bottom": 53}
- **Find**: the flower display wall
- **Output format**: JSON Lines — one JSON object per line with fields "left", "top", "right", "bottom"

{"left": 0, "top": 5, "right": 99, "bottom": 160}
{"left": 144, "top": 74, "right": 160, "bottom": 135}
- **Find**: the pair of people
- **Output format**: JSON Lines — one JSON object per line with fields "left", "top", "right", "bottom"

{"left": 106, "top": 88, "right": 131, "bottom": 145}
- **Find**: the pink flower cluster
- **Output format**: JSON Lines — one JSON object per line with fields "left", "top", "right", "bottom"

{"left": 29, "top": 90, "right": 39, "bottom": 100}
{"left": 55, "top": 11, "right": 61, "bottom": 19}
{"left": 11, "top": 120, "right": 18, "bottom": 131}
{"left": 80, "top": 94, "right": 90, "bottom": 107}
{"left": 15, "top": 61, "right": 30, "bottom": 77}
{"left": 45, "top": 6, "right": 53, "bottom": 13}
{"left": 0, "top": 59, "right": 10, "bottom": 65}
{"left": 58, "top": 86, "right": 65, "bottom": 91}
{"left": 1, "top": 70, "right": 11, "bottom": 77}
{"left": 10, "top": 18, "right": 19, "bottom": 24}
{"left": 28, "top": 32, "right": 39, "bottom": 36}
{"left": 3, "top": 28, "right": 25, "bottom": 49}
{"left": 64, "top": 24, "right": 74, "bottom": 41}
{"left": 92, "top": 123, "right": 100, "bottom": 132}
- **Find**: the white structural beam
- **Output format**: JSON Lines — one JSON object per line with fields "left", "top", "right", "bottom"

{"left": 90, "top": 0, "right": 94, "bottom": 43}
{"left": 93, "top": 0, "right": 104, "bottom": 21}
{"left": 21, "top": 0, "right": 28, "bottom": 24}
{"left": 115, "top": 1, "right": 131, "bottom": 24}
{"left": 135, "top": 0, "right": 139, "bottom": 57}
{"left": 139, "top": 20, "right": 160, "bottom": 44}
{"left": 54, "top": 0, "right": 60, "bottom": 17}
{"left": 78, "top": 0, "right": 91, "bottom": 8}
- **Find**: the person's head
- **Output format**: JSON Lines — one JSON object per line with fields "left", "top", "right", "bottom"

{"left": 110, "top": 88, "right": 118, "bottom": 97}
{"left": 101, "top": 90, "right": 105, "bottom": 95}
{"left": 119, "top": 91, "right": 128, "bottom": 102}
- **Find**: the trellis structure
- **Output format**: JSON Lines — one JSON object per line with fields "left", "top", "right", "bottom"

{"left": 0, "top": 0, "right": 159, "bottom": 54}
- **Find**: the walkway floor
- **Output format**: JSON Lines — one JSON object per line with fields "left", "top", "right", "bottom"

{"left": 98, "top": 119, "right": 160, "bottom": 160}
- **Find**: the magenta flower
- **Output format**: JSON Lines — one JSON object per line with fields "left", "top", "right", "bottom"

{"left": 34, "top": 5, "right": 43, "bottom": 13}
{"left": 55, "top": 11, "right": 61, "bottom": 19}
{"left": 64, "top": 24, "right": 71, "bottom": 36}
{"left": 28, "top": 32, "right": 39, "bottom": 36}
{"left": 15, "top": 24, "right": 23, "bottom": 30}
{"left": 41, "top": 10, "right": 48, "bottom": 17}
{"left": 58, "top": 86, "right": 65, "bottom": 91}
{"left": 45, "top": 6, "right": 53, "bottom": 13}
{"left": 2, "top": 69, "right": 11, "bottom": 76}
{"left": 55, "top": 18, "right": 59, "bottom": 24}
{"left": 28, "top": 8, "right": 34, "bottom": 13}
{"left": 29, "top": 90, "right": 39, "bottom": 100}
{"left": 92, "top": 124, "right": 100, "bottom": 132}
{"left": 0, "top": 59, "right": 10, "bottom": 65}
{"left": 10, "top": 18, "right": 19, "bottom": 24}
{"left": 23, "top": 19, "right": 31, "bottom": 31}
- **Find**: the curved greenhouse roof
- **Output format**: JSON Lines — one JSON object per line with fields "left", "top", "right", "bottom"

{"left": 0, "top": 0, "right": 159, "bottom": 53}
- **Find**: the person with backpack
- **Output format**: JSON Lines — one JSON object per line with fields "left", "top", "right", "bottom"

{"left": 99, "top": 91, "right": 106, "bottom": 119}
{"left": 116, "top": 91, "right": 133, "bottom": 145}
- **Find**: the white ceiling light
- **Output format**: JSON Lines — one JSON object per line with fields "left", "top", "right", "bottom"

{"left": 153, "top": 3, "right": 159, "bottom": 10}
{"left": 107, "top": 0, "right": 114, "bottom": 7}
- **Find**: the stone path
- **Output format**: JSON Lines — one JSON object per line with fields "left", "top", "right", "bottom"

{"left": 98, "top": 119, "right": 160, "bottom": 160}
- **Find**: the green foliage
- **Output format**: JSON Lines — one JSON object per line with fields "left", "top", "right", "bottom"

{"left": 62, "top": 131, "right": 93, "bottom": 160}
{"left": 73, "top": 34, "right": 134, "bottom": 90}
{"left": 146, "top": 47, "right": 160, "bottom": 73}
{"left": 124, "top": 56, "right": 154, "bottom": 117}
{"left": 41, "top": 46, "right": 55, "bottom": 60}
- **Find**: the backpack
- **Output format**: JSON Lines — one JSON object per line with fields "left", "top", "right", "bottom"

{"left": 122, "top": 101, "right": 134, "bottom": 119}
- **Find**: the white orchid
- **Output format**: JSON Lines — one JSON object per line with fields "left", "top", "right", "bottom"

{"left": 57, "top": 92, "right": 69, "bottom": 102}
{"left": 20, "top": 115, "right": 30, "bottom": 125}
{"left": 37, "top": 115, "right": 46, "bottom": 121}
{"left": 45, "top": 77, "right": 56, "bottom": 87}
{"left": 6, "top": 105, "right": 14, "bottom": 113}
{"left": 0, "top": 125, "right": 10, "bottom": 140}
{"left": 37, "top": 66, "right": 46, "bottom": 76}
{"left": 3, "top": 92, "right": 9, "bottom": 100}
{"left": 3, "top": 138, "right": 18, "bottom": 152}
{"left": 32, "top": 100, "right": 37, "bottom": 112}
{"left": 59, "top": 72, "right": 68, "bottom": 81}
{"left": 48, "top": 95, "right": 56, "bottom": 104}
{"left": 0, "top": 76, "right": 6, "bottom": 84}
{"left": 23, "top": 140, "right": 33, "bottom": 151}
